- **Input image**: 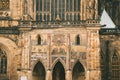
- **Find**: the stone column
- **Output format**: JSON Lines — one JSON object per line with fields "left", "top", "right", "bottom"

{"left": 87, "top": 26, "right": 101, "bottom": 80}
{"left": 66, "top": 70, "right": 72, "bottom": 80}
{"left": 17, "top": 70, "right": 31, "bottom": 80}
{"left": 21, "top": 32, "right": 31, "bottom": 70}
{"left": 86, "top": 70, "right": 90, "bottom": 80}
{"left": 46, "top": 70, "right": 52, "bottom": 80}
{"left": 27, "top": 70, "right": 32, "bottom": 80}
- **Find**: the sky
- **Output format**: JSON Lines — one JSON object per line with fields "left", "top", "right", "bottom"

{"left": 100, "top": 9, "right": 116, "bottom": 29}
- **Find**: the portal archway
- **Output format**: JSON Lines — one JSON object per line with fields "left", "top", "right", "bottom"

{"left": 72, "top": 62, "right": 85, "bottom": 80}
{"left": 0, "top": 37, "right": 19, "bottom": 80}
{"left": 52, "top": 61, "right": 65, "bottom": 80}
{"left": 32, "top": 61, "right": 46, "bottom": 80}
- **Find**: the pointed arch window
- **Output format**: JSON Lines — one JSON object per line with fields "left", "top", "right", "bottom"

{"left": 32, "top": 61, "right": 46, "bottom": 80}
{"left": 37, "top": 35, "right": 41, "bottom": 45}
{"left": 72, "top": 61, "right": 85, "bottom": 80}
{"left": 52, "top": 61, "right": 65, "bottom": 80}
{"left": 0, "top": 49, "right": 7, "bottom": 74}
{"left": 112, "top": 48, "right": 120, "bottom": 80}
{"left": 76, "top": 35, "right": 80, "bottom": 45}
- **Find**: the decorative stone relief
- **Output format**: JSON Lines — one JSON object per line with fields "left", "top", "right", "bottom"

{"left": 21, "top": 14, "right": 32, "bottom": 21}
{"left": 0, "top": 11, "right": 9, "bottom": 17}
{"left": 71, "top": 49, "right": 86, "bottom": 60}
{"left": 52, "top": 48, "right": 66, "bottom": 55}
{"left": 87, "top": 0, "right": 97, "bottom": 19}
{"left": 30, "top": 52, "right": 47, "bottom": 68}
{"left": 0, "top": 0, "right": 9, "bottom": 10}
{"left": 52, "top": 34, "right": 66, "bottom": 46}
{"left": 52, "top": 57, "right": 66, "bottom": 65}
{"left": 31, "top": 52, "right": 47, "bottom": 60}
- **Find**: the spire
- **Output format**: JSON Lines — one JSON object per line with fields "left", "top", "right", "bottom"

{"left": 100, "top": 9, "right": 116, "bottom": 29}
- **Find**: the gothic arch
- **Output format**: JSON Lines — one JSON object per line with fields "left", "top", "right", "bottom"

{"left": 51, "top": 58, "right": 66, "bottom": 70}
{"left": 111, "top": 48, "right": 119, "bottom": 59}
{"left": 52, "top": 61, "right": 65, "bottom": 80}
{"left": 110, "top": 40, "right": 120, "bottom": 57}
{"left": 71, "top": 60, "right": 86, "bottom": 71}
{"left": 72, "top": 61, "right": 85, "bottom": 80}
{"left": 31, "top": 59, "right": 46, "bottom": 72}
{"left": 0, "top": 37, "right": 19, "bottom": 79}
{"left": 32, "top": 61, "right": 46, "bottom": 80}
{"left": 0, "top": 37, "right": 18, "bottom": 54}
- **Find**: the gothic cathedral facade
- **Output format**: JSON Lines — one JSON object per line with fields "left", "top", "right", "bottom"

{"left": 0, "top": 0, "right": 119, "bottom": 80}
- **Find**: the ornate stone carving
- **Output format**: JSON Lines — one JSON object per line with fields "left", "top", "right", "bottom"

{"left": 30, "top": 52, "right": 47, "bottom": 68}
{"left": 52, "top": 57, "right": 66, "bottom": 65}
{"left": 52, "top": 48, "right": 66, "bottom": 55}
{"left": 31, "top": 53, "right": 47, "bottom": 60}
{"left": 0, "top": 0, "right": 9, "bottom": 10}
{"left": 21, "top": 14, "right": 32, "bottom": 21}
{"left": 0, "top": 11, "right": 9, "bottom": 17}
{"left": 87, "top": 0, "right": 97, "bottom": 19}
{"left": 71, "top": 49, "right": 86, "bottom": 60}
{"left": 52, "top": 34, "right": 65, "bottom": 46}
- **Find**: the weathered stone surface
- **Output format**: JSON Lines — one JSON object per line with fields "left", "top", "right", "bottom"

{"left": 0, "top": 0, "right": 103, "bottom": 80}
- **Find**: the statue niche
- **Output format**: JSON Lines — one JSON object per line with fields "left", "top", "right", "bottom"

{"left": 52, "top": 34, "right": 65, "bottom": 46}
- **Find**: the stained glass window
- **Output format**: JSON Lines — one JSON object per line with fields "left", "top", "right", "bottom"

{"left": 0, "top": 0, "right": 9, "bottom": 10}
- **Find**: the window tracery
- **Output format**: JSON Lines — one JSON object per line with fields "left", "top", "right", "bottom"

{"left": 0, "top": 0, "right": 9, "bottom": 10}
{"left": 36, "top": 0, "right": 81, "bottom": 21}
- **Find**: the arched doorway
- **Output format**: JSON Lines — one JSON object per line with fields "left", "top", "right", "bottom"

{"left": 52, "top": 61, "right": 65, "bottom": 80}
{"left": 72, "top": 62, "right": 85, "bottom": 80}
{"left": 32, "top": 61, "right": 46, "bottom": 80}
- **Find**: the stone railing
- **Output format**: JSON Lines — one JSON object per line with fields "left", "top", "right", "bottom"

{"left": 19, "top": 20, "right": 100, "bottom": 28}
